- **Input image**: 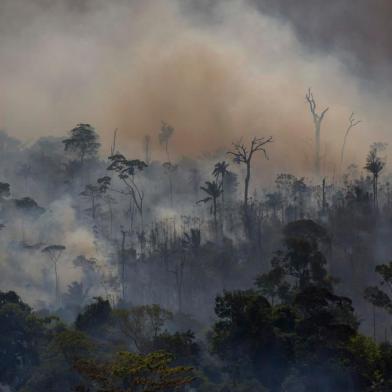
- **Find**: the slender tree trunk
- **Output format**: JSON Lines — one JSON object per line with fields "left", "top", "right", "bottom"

{"left": 54, "top": 261, "right": 59, "bottom": 305}
{"left": 92, "top": 196, "right": 96, "bottom": 220}
{"left": 165, "top": 142, "right": 170, "bottom": 163}
{"left": 109, "top": 199, "right": 113, "bottom": 240}
{"left": 213, "top": 197, "right": 218, "bottom": 238}
{"left": 340, "top": 131, "right": 349, "bottom": 173}
{"left": 373, "top": 174, "right": 378, "bottom": 210}
{"left": 169, "top": 174, "right": 173, "bottom": 207}
{"left": 315, "top": 122, "right": 321, "bottom": 176}
{"left": 121, "top": 230, "right": 126, "bottom": 301}
{"left": 244, "top": 161, "right": 251, "bottom": 209}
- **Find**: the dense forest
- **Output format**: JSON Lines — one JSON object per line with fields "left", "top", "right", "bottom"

{"left": 3, "top": 0, "right": 392, "bottom": 391}
{"left": 1, "top": 120, "right": 392, "bottom": 391}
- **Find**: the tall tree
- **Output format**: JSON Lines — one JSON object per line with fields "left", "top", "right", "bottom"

{"left": 158, "top": 122, "right": 174, "bottom": 163}
{"left": 107, "top": 154, "right": 147, "bottom": 229}
{"left": 340, "top": 112, "right": 361, "bottom": 174}
{"left": 80, "top": 184, "right": 100, "bottom": 221}
{"left": 213, "top": 161, "right": 230, "bottom": 205}
{"left": 62, "top": 123, "right": 100, "bottom": 166}
{"left": 364, "top": 144, "right": 386, "bottom": 209}
{"left": 198, "top": 180, "right": 222, "bottom": 235}
{"left": 42, "top": 244, "right": 66, "bottom": 305}
{"left": 163, "top": 161, "right": 178, "bottom": 207}
{"left": 305, "top": 89, "right": 329, "bottom": 176}
{"left": 228, "top": 136, "right": 272, "bottom": 210}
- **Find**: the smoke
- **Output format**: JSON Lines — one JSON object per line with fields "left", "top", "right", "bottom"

{"left": 1, "top": 0, "right": 392, "bottom": 179}
{"left": 0, "top": 197, "right": 112, "bottom": 307}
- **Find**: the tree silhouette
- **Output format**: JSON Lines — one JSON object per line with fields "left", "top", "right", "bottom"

{"left": 213, "top": 161, "right": 230, "bottom": 205}
{"left": 198, "top": 180, "right": 222, "bottom": 235}
{"left": 364, "top": 144, "right": 386, "bottom": 209}
{"left": 0, "top": 182, "right": 10, "bottom": 200}
{"left": 80, "top": 184, "right": 100, "bottom": 221}
{"left": 340, "top": 112, "right": 361, "bottom": 174}
{"left": 228, "top": 136, "right": 272, "bottom": 210}
{"left": 158, "top": 122, "right": 174, "bottom": 162}
{"left": 163, "top": 161, "right": 178, "bottom": 207}
{"left": 62, "top": 123, "right": 100, "bottom": 166}
{"left": 305, "top": 89, "right": 329, "bottom": 176}
{"left": 42, "top": 244, "right": 66, "bottom": 305}
{"left": 107, "top": 154, "right": 147, "bottom": 229}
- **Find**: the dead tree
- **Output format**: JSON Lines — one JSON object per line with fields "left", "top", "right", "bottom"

{"left": 340, "top": 112, "right": 361, "bottom": 173}
{"left": 228, "top": 136, "right": 272, "bottom": 210}
{"left": 305, "top": 89, "right": 329, "bottom": 176}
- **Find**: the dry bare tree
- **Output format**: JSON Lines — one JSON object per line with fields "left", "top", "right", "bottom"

{"left": 305, "top": 89, "right": 329, "bottom": 176}
{"left": 340, "top": 112, "right": 361, "bottom": 173}
{"left": 228, "top": 136, "right": 272, "bottom": 210}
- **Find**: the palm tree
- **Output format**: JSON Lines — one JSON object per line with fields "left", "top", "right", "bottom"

{"left": 364, "top": 145, "right": 386, "bottom": 209}
{"left": 198, "top": 180, "right": 222, "bottom": 235}
{"left": 212, "top": 161, "right": 230, "bottom": 204}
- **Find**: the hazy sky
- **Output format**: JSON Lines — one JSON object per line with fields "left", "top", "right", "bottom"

{"left": 1, "top": 0, "right": 391, "bottom": 177}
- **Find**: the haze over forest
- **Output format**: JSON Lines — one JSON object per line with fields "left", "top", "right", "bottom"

{"left": 2, "top": 1, "right": 392, "bottom": 391}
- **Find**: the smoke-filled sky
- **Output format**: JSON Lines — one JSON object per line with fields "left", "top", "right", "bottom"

{"left": 1, "top": 0, "right": 392, "bottom": 176}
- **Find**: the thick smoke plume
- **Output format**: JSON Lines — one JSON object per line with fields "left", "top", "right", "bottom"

{"left": 1, "top": 0, "right": 392, "bottom": 178}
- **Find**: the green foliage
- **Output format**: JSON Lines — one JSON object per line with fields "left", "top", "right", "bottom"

{"left": 256, "top": 221, "right": 332, "bottom": 305}
{"left": 152, "top": 331, "right": 200, "bottom": 366}
{"left": 51, "top": 329, "right": 94, "bottom": 364}
{"left": 0, "top": 291, "right": 47, "bottom": 387}
{"left": 365, "top": 261, "right": 392, "bottom": 313}
{"left": 211, "top": 290, "right": 292, "bottom": 390}
{"left": 74, "top": 350, "right": 193, "bottom": 392}
{"left": 114, "top": 304, "right": 172, "bottom": 353}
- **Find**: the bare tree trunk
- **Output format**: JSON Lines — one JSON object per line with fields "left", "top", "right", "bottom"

{"left": 213, "top": 197, "right": 218, "bottom": 238}
{"left": 340, "top": 131, "right": 349, "bottom": 172}
{"left": 109, "top": 199, "right": 113, "bottom": 240}
{"left": 169, "top": 174, "right": 173, "bottom": 207}
{"left": 315, "top": 123, "right": 321, "bottom": 176}
{"left": 120, "top": 230, "right": 126, "bottom": 301}
{"left": 244, "top": 161, "right": 251, "bottom": 209}
{"left": 54, "top": 261, "right": 59, "bottom": 306}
